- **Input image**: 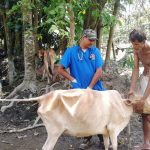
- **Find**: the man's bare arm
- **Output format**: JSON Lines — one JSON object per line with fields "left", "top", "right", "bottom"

{"left": 88, "top": 68, "right": 102, "bottom": 88}
{"left": 57, "top": 65, "right": 74, "bottom": 81}
{"left": 142, "top": 69, "right": 150, "bottom": 101}
{"left": 129, "top": 53, "right": 139, "bottom": 94}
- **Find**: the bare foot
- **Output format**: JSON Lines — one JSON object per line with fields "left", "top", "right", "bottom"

{"left": 133, "top": 144, "right": 150, "bottom": 150}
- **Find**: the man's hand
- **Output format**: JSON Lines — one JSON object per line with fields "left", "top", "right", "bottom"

{"left": 128, "top": 90, "right": 135, "bottom": 99}
{"left": 133, "top": 99, "right": 145, "bottom": 114}
{"left": 87, "top": 86, "right": 92, "bottom": 90}
{"left": 71, "top": 79, "right": 77, "bottom": 83}
{"left": 71, "top": 79, "right": 81, "bottom": 88}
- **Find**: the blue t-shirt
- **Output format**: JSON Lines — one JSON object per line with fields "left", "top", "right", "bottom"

{"left": 60, "top": 45, "right": 105, "bottom": 91}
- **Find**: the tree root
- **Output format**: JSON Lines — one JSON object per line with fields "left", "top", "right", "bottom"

{"left": 33, "top": 116, "right": 41, "bottom": 126}
{"left": 1, "top": 95, "right": 19, "bottom": 113}
{"left": 0, "top": 81, "right": 2, "bottom": 98}
{"left": 6, "top": 82, "right": 24, "bottom": 99}
{"left": 0, "top": 81, "right": 38, "bottom": 113}
{"left": 0, "top": 123, "right": 44, "bottom": 134}
{"left": 6, "top": 81, "right": 37, "bottom": 99}
{"left": 1, "top": 101, "right": 14, "bottom": 113}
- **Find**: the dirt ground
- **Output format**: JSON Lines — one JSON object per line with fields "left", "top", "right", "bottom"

{"left": 0, "top": 111, "right": 144, "bottom": 150}
{"left": 0, "top": 60, "right": 144, "bottom": 150}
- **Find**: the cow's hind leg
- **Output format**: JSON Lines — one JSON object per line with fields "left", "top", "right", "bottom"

{"left": 103, "top": 134, "right": 110, "bottom": 150}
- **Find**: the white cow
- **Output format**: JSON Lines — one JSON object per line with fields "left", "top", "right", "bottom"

{"left": 37, "top": 89, "right": 133, "bottom": 150}
{"left": 0, "top": 89, "right": 133, "bottom": 150}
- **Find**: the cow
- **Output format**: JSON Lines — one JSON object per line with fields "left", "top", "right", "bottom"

{"left": 36, "top": 48, "right": 56, "bottom": 83}
{"left": 0, "top": 89, "right": 133, "bottom": 150}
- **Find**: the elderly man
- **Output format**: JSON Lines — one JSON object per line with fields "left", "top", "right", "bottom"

{"left": 58, "top": 29, "right": 105, "bottom": 149}
{"left": 129, "top": 29, "right": 150, "bottom": 150}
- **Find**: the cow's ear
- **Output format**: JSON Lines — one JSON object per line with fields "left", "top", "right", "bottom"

{"left": 124, "top": 99, "right": 132, "bottom": 106}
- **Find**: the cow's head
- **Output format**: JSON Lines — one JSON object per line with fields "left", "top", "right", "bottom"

{"left": 38, "top": 50, "right": 45, "bottom": 60}
{"left": 124, "top": 93, "right": 144, "bottom": 114}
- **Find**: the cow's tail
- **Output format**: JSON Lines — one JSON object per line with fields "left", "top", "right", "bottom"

{"left": 0, "top": 96, "right": 41, "bottom": 102}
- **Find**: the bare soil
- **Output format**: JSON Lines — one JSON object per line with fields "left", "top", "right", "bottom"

{"left": 0, "top": 109, "right": 143, "bottom": 150}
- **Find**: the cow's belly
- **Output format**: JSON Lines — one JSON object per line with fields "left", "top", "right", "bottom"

{"left": 64, "top": 127, "right": 107, "bottom": 137}
{"left": 64, "top": 122, "right": 108, "bottom": 137}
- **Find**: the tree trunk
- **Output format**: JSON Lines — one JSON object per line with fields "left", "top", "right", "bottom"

{"left": 22, "top": 0, "right": 36, "bottom": 82}
{"left": 83, "top": 4, "right": 97, "bottom": 30}
{"left": 83, "top": 0, "right": 107, "bottom": 49}
{"left": 14, "top": 30, "right": 22, "bottom": 56}
{"left": 67, "top": 0, "right": 75, "bottom": 47}
{"left": 2, "top": 9, "right": 15, "bottom": 85}
{"left": 6, "top": 0, "right": 38, "bottom": 94}
{"left": 57, "top": 36, "right": 68, "bottom": 55}
{"left": 104, "top": 0, "right": 120, "bottom": 70}
{"left": 33, "top": 0, "right": 39, "bottom": 53}
{"left": 96, "top": 20, "right": 102, "bottom": 50}
{"left": 112, "top": 42, "right": 116, "bottom": 60}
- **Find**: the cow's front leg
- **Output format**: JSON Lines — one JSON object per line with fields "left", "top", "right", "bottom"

{"left": 42, "top": 67, "right": 46, "bottom": 81}
{"left": 42, "top": 126, "right": 64, "bottom": 150}
{"left": 109, "top": 130, "right": 118, "bottom": 150}
{"left": 103, "top": 134, "right": 110, "bottom": 150}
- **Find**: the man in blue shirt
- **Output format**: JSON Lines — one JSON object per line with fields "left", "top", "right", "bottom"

{"left": 58, "top": 29, "right": 105, "bottom": 149}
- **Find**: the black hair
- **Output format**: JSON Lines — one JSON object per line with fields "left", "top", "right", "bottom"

{"left": 129, "top": 29, "right": 147, "bottom": 42}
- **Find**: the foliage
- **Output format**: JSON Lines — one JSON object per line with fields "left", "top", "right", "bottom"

{"left": 0, "top": 0, "right": 127, "bottom": 50}
{"left": 102, "top": 10, "right": 116, "bottom": 27}
{"left": 42, "top": 0, "right": 91, "bottom": 41}
{"left": 2, "top": 1, "right": 22, "bottom": 32}
{"left": 115, "top": 0, "right": 150, "bottom": 43}
{"left": 2, "top": 0, "right": 146, "bottom": 58}
{"left": 122, "top": 52, "right": 134, "bottom": 69}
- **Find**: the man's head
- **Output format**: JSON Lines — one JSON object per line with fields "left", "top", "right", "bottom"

{"left": 129, "top": 29, "right": 147, "bottom": 50}
{"left": 83, "top": 29, "right": 97, "bottom": 41}
{"left": 80, "top": 29, "right": 97, "bottom": 48}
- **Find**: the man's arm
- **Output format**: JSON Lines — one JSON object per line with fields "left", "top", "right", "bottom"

{"left": 141, "top": 69, "right": 150, "bottom": 101}
{"left": 88, "top": 68, "right": 102, "bottom": 88}
{"left": 88, "top": 48, "right": 103, "bottom": 89}
{"left": 131, "top": 69, "right": 150, "bottom": 113}
{"left": 57, "top": 65, "right": 75, "bottom": 82}
{"left": 129, "top": 53, "right": 139, "bottom": 95}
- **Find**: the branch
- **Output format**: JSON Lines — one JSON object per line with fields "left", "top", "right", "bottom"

{"left": 0, "top": 123, "right": 44, "bottom": 134}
